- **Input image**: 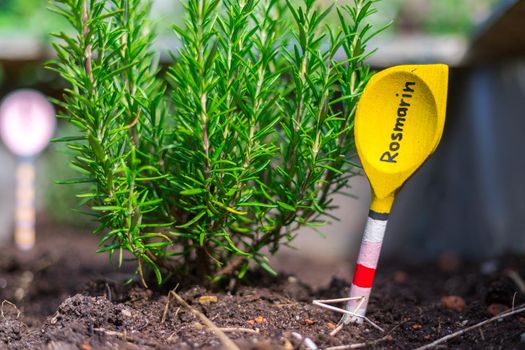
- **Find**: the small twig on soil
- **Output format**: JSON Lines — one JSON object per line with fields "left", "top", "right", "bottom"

{"left": 326, "top": 317, "right": 408, "bottom": 350}
{"left": 50, "top": 311, "right": 60, "bottom": 325}
{"left": 164, "top": 288, "right": 240, "bottom": 350}
{"left": 219, "top": 327, "right": 260, "bottom": 334}
{"left": 1, "top": 300, "right": 21, "bottom": 319}
{"left": 479, "top": 327, "right": 485, "bottom": 341}
{"left": 93, "top": 327, "right": 157, "bottom": 348}
{"left": 506, "top": 270, "right": 525, "bottom": 293}
{"left": 330, "top": 297, "right": 365, "bottom": 336}
{"left": 167, "top": 331, "right": 178, "bottom": 342}
{"left": 312, "top": 297, "right": 384, "bottom": 333}
{"left": 214, "top": 256, "right": 245, "bottom": 279}
{"left": 273, "top": 302, "right": 299, "bottom": 308}
{"left": 162, "top": 283, "right": 180, "bottom": 324}
{"left": 414, "top": 304, "right": 525, "bottom": 350}
{"left": 325, "top": 334, "right": 393, "bottom": 350}
{"left": 105, "top": 283, "right": 113, "bottom": 302}
{"left": 136, "top": 256, "right": 149, "bottom": 289}
{"left": 94, "top": 328, "right": 128, "bottom": 339}
{"left": 330, "top": 323, "right": 345, "bottom": 336}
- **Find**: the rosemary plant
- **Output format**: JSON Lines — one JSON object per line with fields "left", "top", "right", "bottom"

{"left": 49, "top": 0, "right": 385, "bottom": 285}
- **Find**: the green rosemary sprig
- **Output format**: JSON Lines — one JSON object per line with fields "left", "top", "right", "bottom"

{"left": 49, "top": 0, "right": 386, "bottom": 285}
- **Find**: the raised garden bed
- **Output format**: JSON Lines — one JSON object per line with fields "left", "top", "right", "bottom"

{"left": 1, "top": 222, "right": 523, "bottom": 349}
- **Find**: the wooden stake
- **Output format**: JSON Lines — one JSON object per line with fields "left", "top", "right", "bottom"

{"left": 15, "top": 161, "right": 36, "bottom": 250}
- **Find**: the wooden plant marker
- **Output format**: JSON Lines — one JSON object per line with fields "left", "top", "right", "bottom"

{"left": 0, "top": 90, "right": 55, "bottom": 250}
{"left": 314, "top": 64, "right": 449, "bottom": 328}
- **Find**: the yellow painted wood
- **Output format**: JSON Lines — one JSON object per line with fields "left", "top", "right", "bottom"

{"left": 355, "top": 64, "right": 449, "bottom": 214}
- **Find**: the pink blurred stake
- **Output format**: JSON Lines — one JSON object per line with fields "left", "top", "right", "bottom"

{"left": 15, "top": 161, "right": 36, "bottom": 250}
{"left": 0, "top": 90, "right": 55, "bottom": 250}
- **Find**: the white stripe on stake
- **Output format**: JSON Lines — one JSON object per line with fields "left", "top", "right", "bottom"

{"left": 362, "top": 216, "right": 387, "bottom": 242}
{"left": 344, "top": 215, "right": 388, "bottom": 324}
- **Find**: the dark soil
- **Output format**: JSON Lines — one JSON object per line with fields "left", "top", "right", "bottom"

{"left": 1, "top": 223, "right": 525, "bottom": 349}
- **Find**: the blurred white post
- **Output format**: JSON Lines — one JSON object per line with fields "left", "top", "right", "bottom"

{"left": 0, "top": 90, "right": 55, "bottom": 250}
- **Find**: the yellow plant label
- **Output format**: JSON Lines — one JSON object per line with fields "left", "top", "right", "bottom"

{"left": 355, "top": 64, "right": 449, "bottom": 213}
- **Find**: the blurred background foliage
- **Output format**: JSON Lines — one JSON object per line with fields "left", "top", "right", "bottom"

{"left": 0, "top": 0, "right": 65, "bottom": 37}
{"left": 373, "top": 0, "right": 500, "bottom": 36}
{"left": 0, "top": 0, "right": 510, "bottom": 245}
{"left": 0, "top": 0, "right": 502, "bottom": 39}
{"left": 43, "top": 125, "right": 93, "bottom": 227}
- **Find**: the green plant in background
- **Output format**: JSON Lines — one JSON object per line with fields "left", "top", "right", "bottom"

{"left": 0, "top": 0, "right": 67, "bottom": 38}
{"left": 383, "top": 0, "right": 500, "bottom": 36}
{"left": 49, "top": 0, "right": 384, "bottom": 285}
{"left": 421, "top": 0, "right": 500, "bottom": 35}
{"left": 44, "top": 124, "right": 95, "bottom": 227}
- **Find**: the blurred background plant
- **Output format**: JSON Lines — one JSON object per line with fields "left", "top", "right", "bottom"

{"left": 0, "top": 0, "right": 501, "bottom": 98}
{"left": 0, "top": 0, "right": 500, "bottom": 38}
{"left": 43, "top": 124, "right": 94, "bottom": 227}
{"left": 0, "top": 0, "right": 67, "bottom": 38}
{"left": 377, "top": 0, "right": 500, "bottom": 36}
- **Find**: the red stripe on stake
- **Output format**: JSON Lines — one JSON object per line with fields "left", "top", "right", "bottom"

{"left": 352, "top": 264, "right": 376, "bottom": 288}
